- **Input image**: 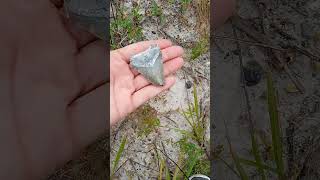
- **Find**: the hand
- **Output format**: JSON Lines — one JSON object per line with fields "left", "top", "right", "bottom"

{"left": 1, "top": 1, "right": 107, "bottom": 179}
{"left": 110, "top": 40, "right": 184, "bottom": 125}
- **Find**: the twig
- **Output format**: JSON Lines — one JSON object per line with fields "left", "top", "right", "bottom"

{"left": 195, "top": 69, "right": 209, "bottom": 81}
{"left": 129, "top": 159, "right": 142, "bottom": 180}
{"left": 110, "top": 1, "right": 116, "bottom": 20}
{"left": 292, "top": 45, "right": 320, "bottom": 62}
{"left": 288, "top": 4, "right": 309, "bottom": 17}
{"left": 223, "top": 119, "right": 245, "bottom": 179}
{"left": 163, "top": 115, "right": 178, "bottom": 126}
{"left": 115, "top": 159, "right": 129, "bottom": 174}
{"left": 212, "top": 40, "right": 225, "bottom": 53}
{"left": 118, "top": 35, "right": 128, "bottom": 47}
{"left": 158, "top": 28, "right": 183, "bottom": 46}
{"left": 155, "top": 147, "right": 188, "bottom": 179}
{"left": 216, "top": 156, "right": 241, "bottom": 178}
{"left": 214, "top": 35, "right": 285, "bottom": 51}
{"left": 160, "top": 142, "right": 174, "bottom": 176}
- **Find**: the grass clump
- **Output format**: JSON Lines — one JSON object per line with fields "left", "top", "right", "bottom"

{"left": 158, "top": 157, "right": 172, "bottom": 180}
{"left": 267, "top": 72, "right": 285, "bottom": 179}
{"left": 110, "top": 3, "right": 143, "bottom": 49}
{"left": 180, "top": 85, "right": 207, "bottom": 145}
{"left": 175, "top": 85, "right": 209, "bottom": 179}
{"left": 180, "top": 0, "right": 192, "bottom": 13}
{"left": 136, "top": 105, "right": 160, "bottom": 137}
{"left": 156, "top": 85, "right": 209, "bottom": 179}
{"left": 178, "top": 138, "right": 207, "bottom": 177}
{"left": 249, "top": 132, "right": 266, "bottom": 180}
{"left": 191, "top": 38, "right": 209, "bottom": 60}
{"left": 151, "top": 0, "right": 162, "bottom": 17}
{"left": 151, "top": 0, "right": 164, "bottom": 23}
{"left": 224, "top": 72, "right": 286, "bottom": 179}
{"left": 161, "top": 138, "right": 206, "bottom": 180}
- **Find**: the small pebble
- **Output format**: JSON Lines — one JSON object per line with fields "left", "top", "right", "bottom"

{"left": 243, "top": 60, "right": 263, "bottom": 86}
{"left": 185, "top": 81, "right": 192, "bottom": 89}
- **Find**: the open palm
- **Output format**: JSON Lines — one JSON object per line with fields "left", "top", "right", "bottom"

{"left": 0, "top": 1, "right": 108, "bottom": 179}
{"left": 110, "top": 40, "right": 184, "bottom": 125}
{"left": 0, "top": 1, "right": 183, "bottom": 179}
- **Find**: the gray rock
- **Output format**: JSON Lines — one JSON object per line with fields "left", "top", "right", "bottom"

{"left": 130, "top": 45, "right": 164, "bottom": 86}
{"left": 185, "top": 80, "right": 193, "bottom": 89}
{"left": 243, "top": 60, "right": 263, "bottom": 86}
{"left": 64, "top": 0, "right": 107, "bottom": 40}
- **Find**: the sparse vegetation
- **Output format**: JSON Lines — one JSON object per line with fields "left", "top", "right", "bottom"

{"left": 175, "top": 85, "right": 209, "bottom": 178}
{"left": 266, "top": 72, "right": 285, "bottom": 180}
{"left": 110, "top": 2, "right": 143, "bottom": 49}
{"left": 180, "top": 0, "right": 192, "bottom": 13}
{"left": 224, "top": 73, "right": 286, "bottom": 180}
{"left": 151, "top": 0, "right": 164, "bottom": 23}
{"left": 154, "top": 85, "right": 209, "bottom": 179}
{"left": 136, "top": 105, "right": 161, "bottom": 137}
{"left": 111, "top": 136, "right": 127, "bottom": 179}
{"left": 191, "top": 38, "right": 209, "bottom": 60}
{"left": 151, "top": 0, "right": 162, "bottom": 17}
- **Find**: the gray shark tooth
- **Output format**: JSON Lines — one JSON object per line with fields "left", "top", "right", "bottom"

{"left": 130, "top": 45, "right": 165, "bottom": 86}
{"left": 64, "top": 0, "right": 107, "bottom": 41}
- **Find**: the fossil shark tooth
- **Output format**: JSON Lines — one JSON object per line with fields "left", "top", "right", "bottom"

{"left": 130, "top": 45, "right": 165, "bottom": 86}
{"left": 64, "top": 0, "right": 107, "bottom": 41}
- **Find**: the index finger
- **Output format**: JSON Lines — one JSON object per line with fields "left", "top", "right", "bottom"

{"left": 115, "top": 39, "right": 173, "bottom": 62}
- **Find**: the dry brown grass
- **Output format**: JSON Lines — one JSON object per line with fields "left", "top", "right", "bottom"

{"left": 195, "top": 0, "right": 210, "bottom": 38}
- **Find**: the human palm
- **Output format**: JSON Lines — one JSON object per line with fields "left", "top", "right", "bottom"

{"left": 0, "top": 1, "right": 183, "bottom": 179}
{"left": 0, "top": 1, "right": 107, "bottom": 179}
{"left": 110, "top": 40, "right": 184, "bottom": 125}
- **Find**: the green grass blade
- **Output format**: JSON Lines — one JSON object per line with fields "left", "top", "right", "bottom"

{"left": 239, "top": 158, "right": 277, "bottom": 173}
{"left": 228, "top": 144, "right": 249, "bottom": 180}
{"left": 111, "top": 136, "right": 127, "bottom": 177}
{"left": 159, "top": 158, "right": 165, "bottom": 180}
{"left": 267, "top": 72, "right": 285, "bottom": 179}
{"left": 216, "top": 156, "right": 241, "bottom": 178}
{"left": 173, "top": 152, "right": 184, "bottom": 180}
{"left": 165, "top": 165, "right": 171, "bottom": 180}
{"left": 181, "top": 110, "right": 194, "bottom": 129}
{"left": 193, "top": 85, "right": 200, "bottom": 120}
{"left": 185, "top": 152, "right": 200, "bottom": 178}
{"left": 250, "top": 133, "right": 266, "bottom": 180}
{"left": 225, "top": 121, "right": 249, "bottom": 180}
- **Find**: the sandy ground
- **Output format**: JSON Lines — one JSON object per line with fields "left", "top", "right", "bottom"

{"left": 110, "top": 1, "right": 210, "bottom": 179}
{"left": 213, "top": 0, "right": 320, "bottom": 179}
